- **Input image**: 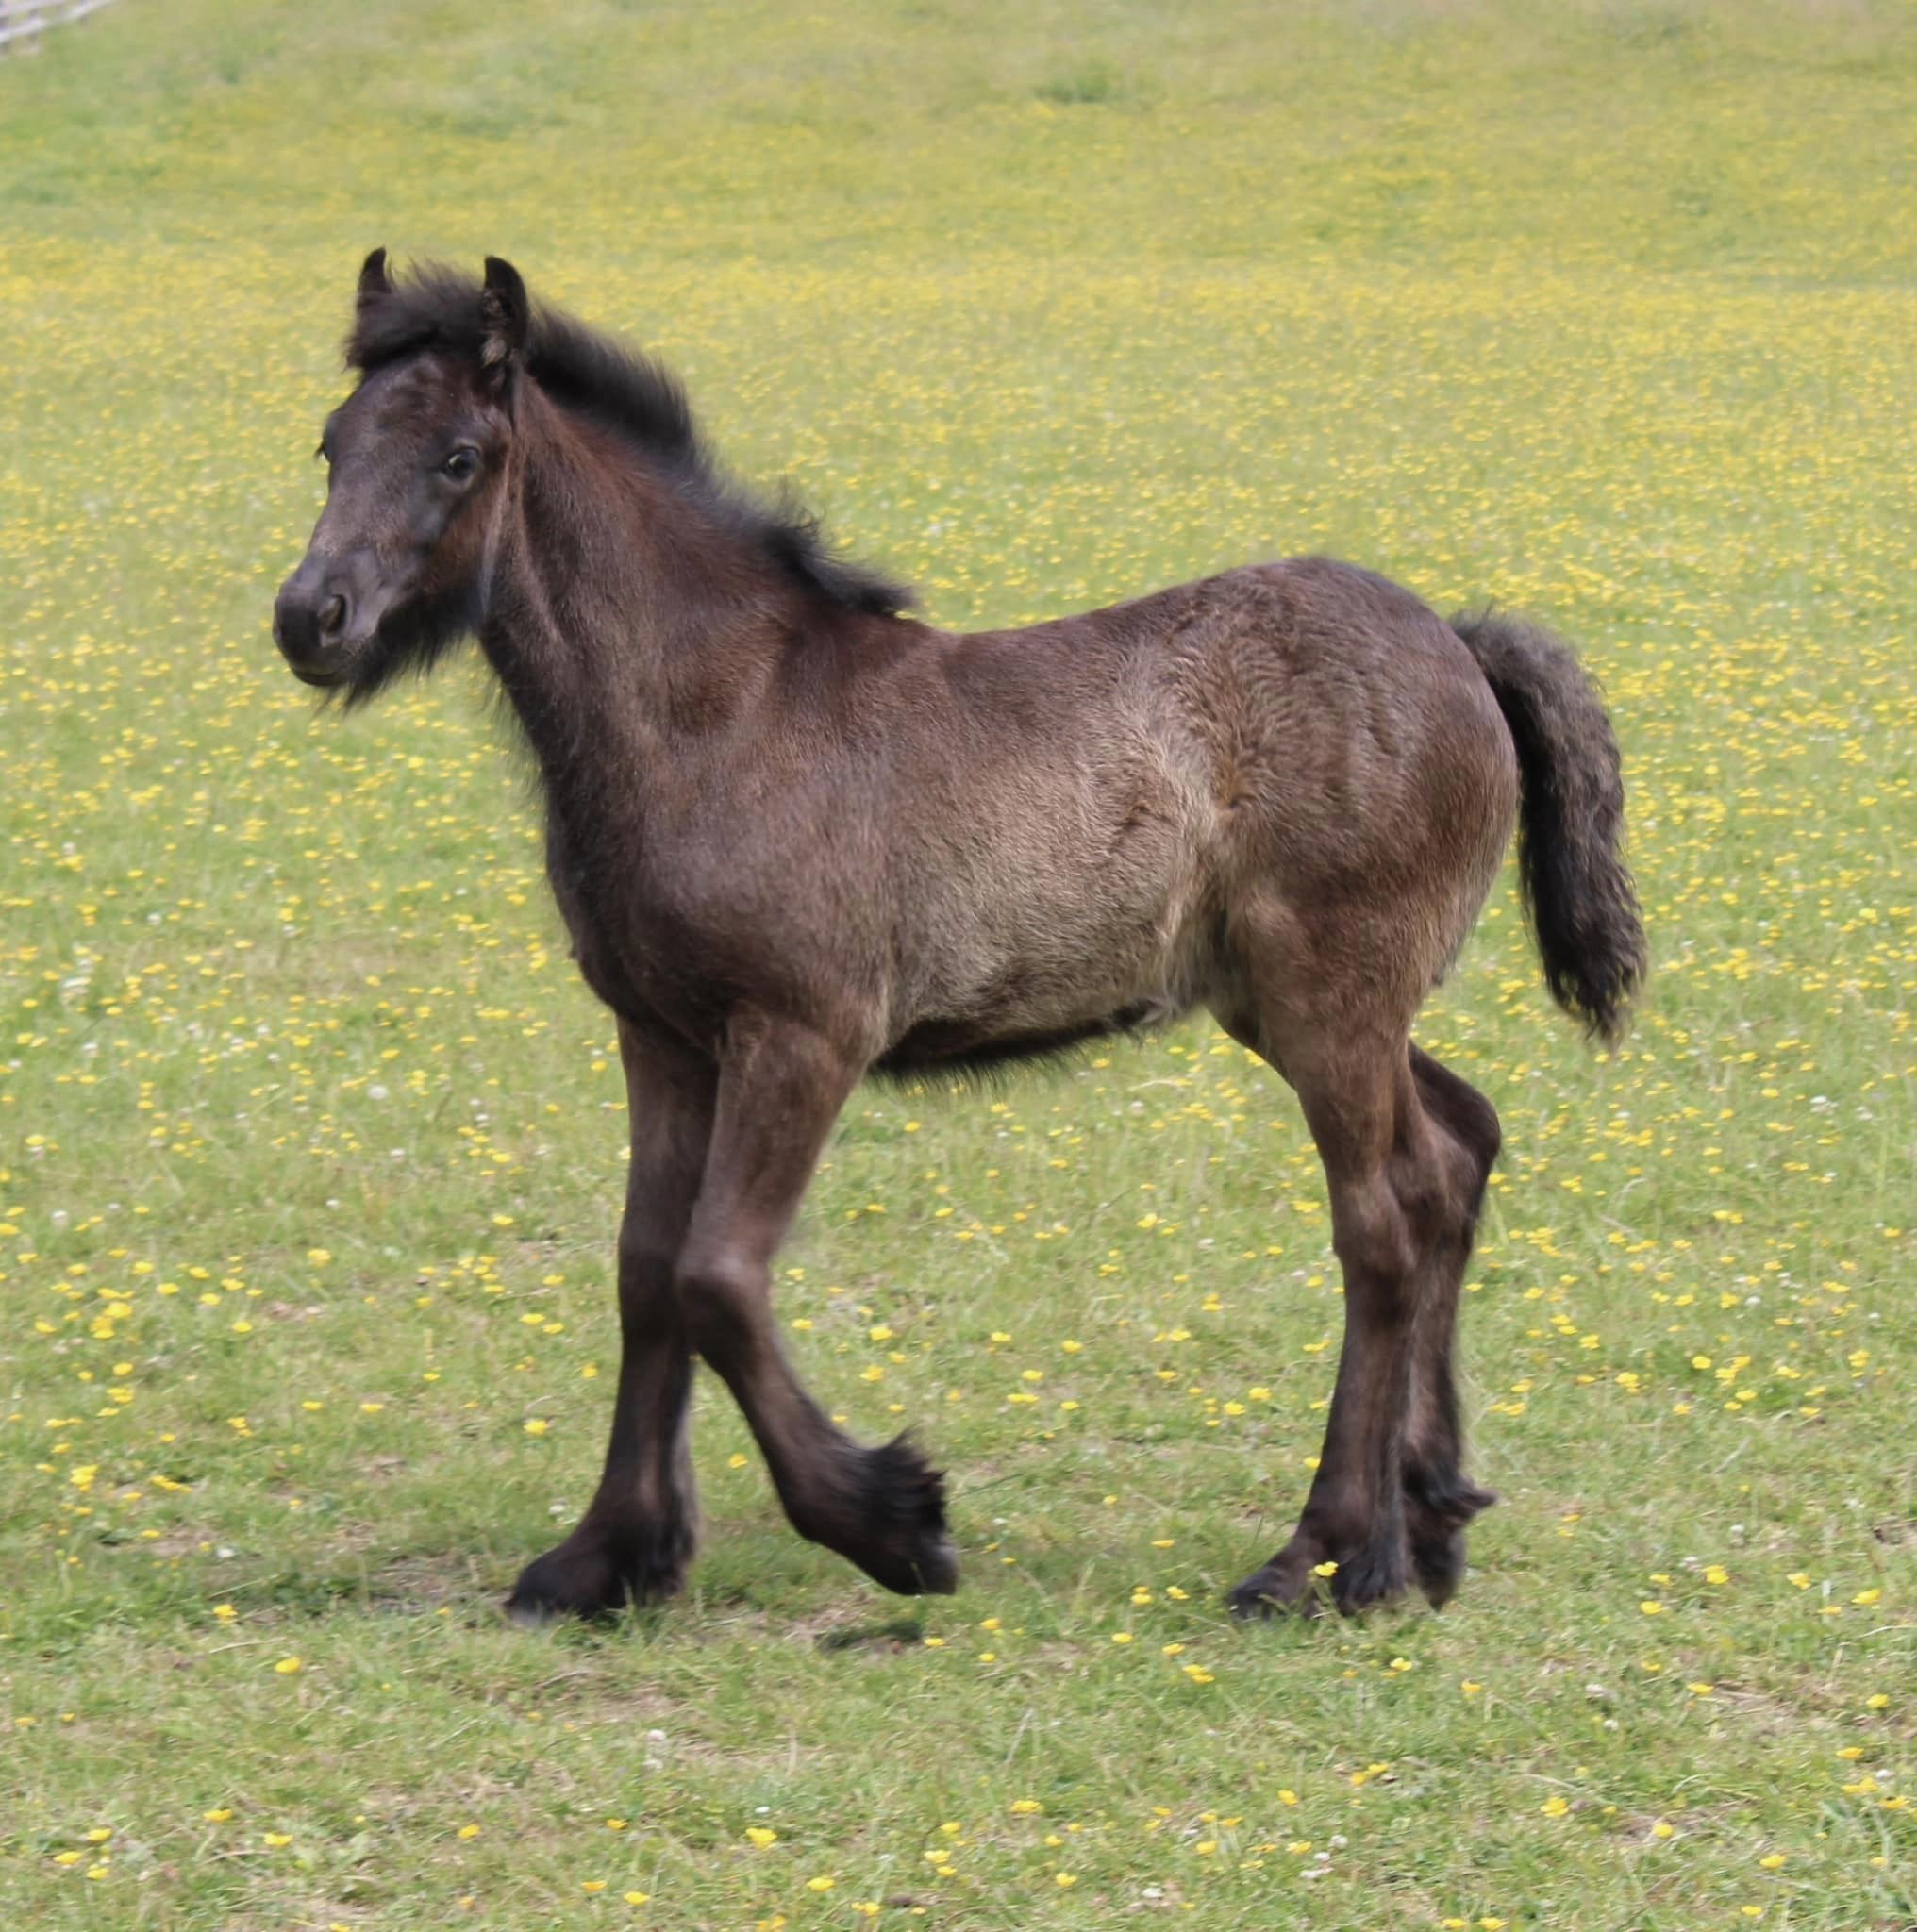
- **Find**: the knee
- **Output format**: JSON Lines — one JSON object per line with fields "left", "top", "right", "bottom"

{"left": 672, "top": 1246, "right": 765, "bottom": 1365}
{"left": 1332, "top": 1174, "right": 1417, "bottom": 1293}
{"left": 614, "top": 1224, "right": 684, "bottom": 1341}
{"left": 618, "top": 1223, "right": 679, "bottom": 1285}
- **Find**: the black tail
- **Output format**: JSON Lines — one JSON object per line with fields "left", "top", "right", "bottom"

{"left": 1452, "top": 610, "right": 1647, "bottom": 1043}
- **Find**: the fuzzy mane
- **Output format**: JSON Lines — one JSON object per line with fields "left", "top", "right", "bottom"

{"left": 346, "top": 262, "right": 914, "bottom": 619}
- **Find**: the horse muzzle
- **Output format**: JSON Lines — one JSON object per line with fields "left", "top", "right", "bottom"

{"left": 274, "top": 555, "right": 396, "bottom": 686}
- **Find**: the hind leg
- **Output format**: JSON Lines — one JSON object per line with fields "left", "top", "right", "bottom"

{"left": 1224, "top": 1021, "right": 1453, "bottom": 1617}
{"left": 1400, "top": 1044, "right": 1502, "bottom": 1607}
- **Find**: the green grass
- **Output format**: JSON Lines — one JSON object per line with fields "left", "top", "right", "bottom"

{"left": 3, "top": 1, "right": 1914, "bottom": 1925}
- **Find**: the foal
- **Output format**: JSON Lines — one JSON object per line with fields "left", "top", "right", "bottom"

{"left": 275, "top": 254, "right": 1645, "bottom": 1621}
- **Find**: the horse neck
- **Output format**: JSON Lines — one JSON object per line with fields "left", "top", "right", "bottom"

{"left": 475, "top": 388, "right": 783, "bottom": 823}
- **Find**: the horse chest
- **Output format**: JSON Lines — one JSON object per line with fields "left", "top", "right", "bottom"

{"left": 542, "top": 823, "right": 784, "bottom": 1041}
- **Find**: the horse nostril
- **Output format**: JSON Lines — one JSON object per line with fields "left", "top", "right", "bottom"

{"left": 318, "top": 593, "right": 347, "bottom": 638}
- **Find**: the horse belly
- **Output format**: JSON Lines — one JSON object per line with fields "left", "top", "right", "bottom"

{"left": 883, "top": 828, "right": 1213, "bottom": 1070}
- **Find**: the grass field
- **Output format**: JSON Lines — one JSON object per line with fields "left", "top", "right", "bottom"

{"left": 4, "top": 2, "right": 1915, "bottom": 1925}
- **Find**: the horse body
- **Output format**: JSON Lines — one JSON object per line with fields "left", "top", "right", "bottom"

{"left": 529, "top": 539, "right": 1517, "bottom": 1077}
{"left": 275, "top": 253, "right": 1642, "bottom": 1621}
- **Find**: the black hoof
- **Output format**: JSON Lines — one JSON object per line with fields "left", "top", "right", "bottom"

{"left": 1331, "top": 1530, "right": 1410, "bottom": 1614}
{"left": 1404, "top": 1466, "right": 1495, "bottom": 1608}
{"left": 1226, "top": 1563, "right": 1319, "bottom": 1620}
{"left": 1228, "top": 1528, "right": 1409, "bottom": 1621}
{"left": 505, "top": 1520, "right": 693, "bottom": 1625}
{"left": 1409, "top": 1526, "right": 1469, "bottom": 1609}
{"left": 818, "top": 1435, "right": 958, "bottom": 1597}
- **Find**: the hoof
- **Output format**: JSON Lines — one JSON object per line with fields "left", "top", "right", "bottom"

{"left": 1228, "top": 1528, "right": 1409, "bottom": 1620}
{"left": 506, "top": 1547, "right": 626, "bottom": 1625}
{"left": 505, "top": 1521, "right": 692, "bottom": 1625}
{"left": 1405, "top": 1467, "right": 1496, "bottom": 1608}
{"left": 821, "top": 1435, "right": 959, "bottom": 1597}
{"left": 1409, "top": 1526, "right": 1469, "bottom": 1610}
{"left": 1226, "top": 1564, "right": 1321, "bottom": 1621}
{"left": 1330, "top": 1530, "right": 1411, "bottom": 1613}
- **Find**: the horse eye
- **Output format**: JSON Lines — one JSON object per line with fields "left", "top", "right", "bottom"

{"left": 441, "top": 447, "right": 480, "bottom": 482}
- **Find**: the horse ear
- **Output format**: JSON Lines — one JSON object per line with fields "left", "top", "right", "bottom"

{"left": 357, "top": 247, "right": 392, "bottom": 307}
{"left": 480, "top": 256, "right": 530, "bottom": 374}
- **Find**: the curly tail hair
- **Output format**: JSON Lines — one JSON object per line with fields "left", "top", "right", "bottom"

{"left": 1452, "top": 611, "right": 1647, "bottom": 1042}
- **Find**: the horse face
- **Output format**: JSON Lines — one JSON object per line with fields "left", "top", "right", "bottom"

{"left": 275, "top": 252, "right": 531, "bottom": 701}
{"left": 274, "top": 349, "right": 509, "bottom": 698}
